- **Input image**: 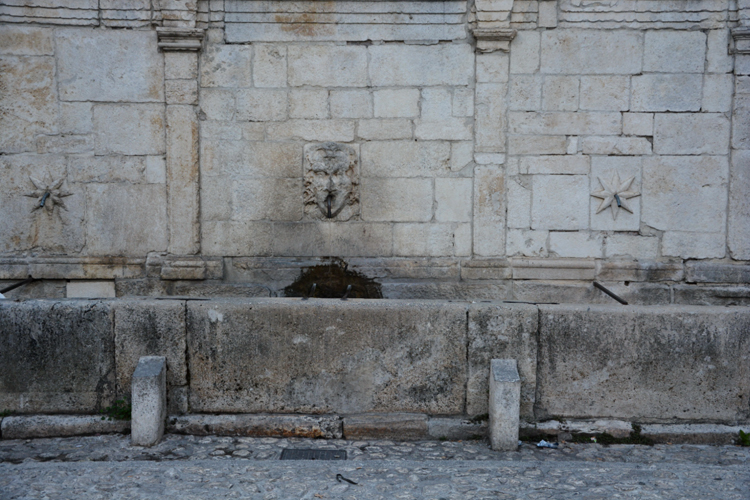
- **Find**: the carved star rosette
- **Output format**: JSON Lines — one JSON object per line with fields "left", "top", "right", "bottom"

{"left": 590, "top": 172, "right": 640, "bottom": 220}
{"left": 23, "top": 173, "right": 73, "bottom": 214}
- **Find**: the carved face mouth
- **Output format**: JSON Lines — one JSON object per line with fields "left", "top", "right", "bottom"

{"left": 312, "top": 169, "right": 352, "bottom": 218}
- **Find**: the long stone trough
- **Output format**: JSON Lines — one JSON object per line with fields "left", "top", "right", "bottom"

{"left": 0, "top": 298, "right": 748, "bottom": 438}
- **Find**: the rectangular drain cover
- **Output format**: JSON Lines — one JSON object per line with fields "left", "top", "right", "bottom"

{"left": 280, "top": 449, "right": 347, "bottom": 460}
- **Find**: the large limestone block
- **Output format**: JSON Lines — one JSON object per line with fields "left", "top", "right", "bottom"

{"left": 644, "top": 31, "right": 706, "bottom": 73}
{"left": 114, "top": 300, "right": 187, "bottom": 395}
{"left": 531, "top": 175, "right": 589, "bottom": 230}
{"left": 661, "top": 231, "right": 725, "bottom": 259}
{"left": 94, "top": 104, "right": 166, "bottom": 156}
{"left": 0, "top": 300, "right": 115, "bottom": 413}
{"left": 361, "top": 178, "right": 433, "bottom": 222}
{"left": 631, "top": 74, "right": 703, "bottom": 112}
{"left": 541, "top": 30, "right": 642, "bottom": 74}
{"left": 200, "top": 139, "right": 303, "bottom": 178}
{"left": 85, "top": 183, "right": 168, "bottom": 255}
{"left": 728, "top": 150, "right": 750, "bottom": 260}
{"left": 201, "top": 220, "right": 273, "bottom": 256}
{"left": 510, "top": 31, "right": 540, "bottom": 74}
{"left": 232, "top": 178, "right": 303, "bottom": 221}
{"left": 475, "top": 83, "right": 507, "bottom": 152}
{"left": 467, "top": 303, "right": 537, "bottom": 418}
{"left": 200, "top": 44, "right": 252, "bottom": 88}
{"left": 732, "top": 94, "right": 750, "bottom": 150}
{"left": 0, "top": 154, "right": 85, "bottom": 253}
{"left": 166, "top": 105, "right": 200, "bottom": 255}
{"left": 56, "top": 29, "right": 163, "bottom": 102}
{"left": 0, "top": 26, "right": 53, "bottom": 56}
{"left": 0, "top": 56, "right": 58, "bottom": 153}
{"left": 393, "top": 223, "right": 471, "bottom": 257}
{"left": 654, "top": 113, "right": 730, "bottom": 155}
{"left": 509, "top": 112, "right": 621, "bottom": 136}
{"left": 186, "top": 299, "right": 468, "bottom": 414}
{"left": 360, "top": 141, "right": 450, "bottom": 177}
{"left": 288, "top": 45, "right": 367, "bottom": 87}
{"left": 369, "top": 44, "right": 473, "bottom": 86}
{"left": 642, "top": 156, "right": 728, "bottom": 233}
{"left": 535, "top": 305, "right": 750, "bottom": 422}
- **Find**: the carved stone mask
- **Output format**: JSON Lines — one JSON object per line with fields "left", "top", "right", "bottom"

{"left": 304, "top": 142, "right": 359, "bottom": 220}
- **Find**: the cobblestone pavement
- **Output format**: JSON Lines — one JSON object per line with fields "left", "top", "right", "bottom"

{"left": 1, "top": 435, "right": 749, "bottom": 499}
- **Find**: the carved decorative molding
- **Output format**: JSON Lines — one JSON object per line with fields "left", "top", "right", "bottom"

{"left": 157, "top": 27, "right": 205, "bottom": 52}
{"left": 732, "top": 27, "right": 750, "bottom": 55}
{"left": 471, "top": 28, "right": 517, "bottom": 53}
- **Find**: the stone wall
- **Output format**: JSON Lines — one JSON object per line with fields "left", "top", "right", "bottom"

{"left": 1, "top": 298, "right": 748, "bottom": 426}
{"left": 0, "top": 0, "right": 748, "bottom": 301}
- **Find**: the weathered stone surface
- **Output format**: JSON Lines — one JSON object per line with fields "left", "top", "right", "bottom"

{"left": 549, "top": 232, "right": 604, "bottom": 258}
{"left": 164, "top": 52, "right": 197, "bottom": 80}
{"left": 0, "top": 26, "right": 53, "bottom": 56}
{"left": 506, "top": 228, "right": 547, "bottom": 257}
{"left": 728, "top": 150, "right": 750, "bottom": 260}
{"left": 201, "top": 139, "right": 302, "bottom": 178}
{"left": 186, "top": 299, "right": 468, "bottom": 414}
{"left": 531, "top": 175, "right": 588, "bottom": 230}
{"left": 510, "top": 30, "right": 540, "bottom": 74}
{"left": 369, "top": 44, "right": 473, "bottom": 86}
{"left": 541, "top": 30, "right": 642, "bottom": 74}
{"left": 435, "top": 178, "right": 472, "bottom": 222}
{"left": 653, "top": 113, "right": 730, "bottom": 155}
{"left": 536, "top": 305, "right": 750, "bottom": 422}
{"left": 165, "top": 80, "right": 198, "bottom": 105}
{"left": 428, "top": 417, "right": 488, "bottom": 440}
{"left": 94, "top": 104, "right": 166, "bottom": 156}
{"left": 520, "top": 155, "right": 588, "bottom": 175}
{"left": 509, "top": 112, "right": 621, "bottom": 135}
{"left": 622, "top": 112, "right": 653, "bottom": 136}
{"left": 66, "top": 281, "right": 116, "bottom": 298}
{"left": 113, "top": 300, "right": 187, "bottom": 395}
{"left": 360, "top": 141, "right": 449, "bottom": 178}
{"left": 373, "top": 88, "right": 419, "bottom": 118}
{"left": 85, "top": 183, "right": 168, "bottom": 256}
{"left": 686, "top": 262, "right": 750, "bottom": 284}
{"left": 661, "top": 231, "right": 725, "bottom": 259}
{"left": 169, "top": 414, "right": 343, "bottom": 439}
{"left": 512, "top": 259, "right": 595, "bottom": 280}
{"left": 0, "top": 56, "right": 58, "bottom": 153}
{"left": 393, "top": 223, "right": 470, "bottom": 257}
{"left": 542, "top": 75, "right": 579, "bottom": 111}
{"left": 508, "top": 75, "right": 542, "bottom": 111}
{"left": 56, "top": 29, "right": 163, "bottom": 102}
{"left": 289, "top": 89, "right": 329, "bottom": 119}
{"left": 266, "top": 120, "right": 354, "bottom": 142}
{"left": 474, "top": 166, "right": 505, "bottom": 257}
{"left": 236, "top": 88, "right": 288, "bottom": 121}
{"left": 644, "top": 30, "right": 706, "bottom": 73}
{"left": 642, "top": 156, "right": 728, "bottom": 233}
{"left": 0, "top": 415, "right": 128, "bottom": 440}
{"left": 253, "top": 44, "right": 287, "bottom": 88}
{"left": 603, "top": 235, "right": 659, "bottom": 260}
{"left": 475, "top": 83, "right": 507, "bottom": 152}
{"left": 200, "top": 44, "right": 252, "bottom": 88}
{"left": 344, "top": 413, "right": 428, "bottom": 440}
{"left": 201, "top": 221, "right": 273, "bottom": 256}
{"left": 288, "top": 45, "right": 367, "bottom": 87}
{"left": 0, "top": 300, "right": 115, "bottom": 413}
{"left": 467, "top": 303, "right": 538, "bottom": 418}
{"left": 702, "top": 74, "right": 733, "bottom": 112}
{"left": 358, "top": 119, "right": 412, "bottom": 140}
{"left": 330, "top": 90, "right": 372, "bottom": 118}
{"left": 360, "top": 178, "right": 433, "bottom": 222}
{"left": 579, "top": 76, "right": 629, "bottom": 111}
{"left": 597, "top": 261, "right": 683, "bottom": 282}
{"left": 631, "top": 74, "right": 703, "bottom": 112}
{"left": 673, "top": 285, "right": 750, "bottom": 307}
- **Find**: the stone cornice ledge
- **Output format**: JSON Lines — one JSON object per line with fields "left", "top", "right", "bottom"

{"left": 471, "top": 28, "right": 517, "bottom": 53}
{"left": 157, "top": 27, "right": 205, "bottom": 52}
{"left": 732, "top": 27, "right": 750, "bottom": 54}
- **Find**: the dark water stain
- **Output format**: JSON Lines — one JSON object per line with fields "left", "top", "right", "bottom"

{"left": 284, "top": 258, "right": 382, "bottom": 299}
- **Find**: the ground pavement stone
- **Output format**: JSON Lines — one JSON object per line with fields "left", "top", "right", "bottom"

{"left": 1, "top": 435, "right": 749, "bottom": 499}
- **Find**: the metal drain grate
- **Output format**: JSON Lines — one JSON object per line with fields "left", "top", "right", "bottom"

{"left": 280, "top": 449, "right": 347, "bottom": 460}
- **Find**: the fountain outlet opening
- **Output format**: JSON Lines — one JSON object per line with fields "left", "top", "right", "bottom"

{"left": 283, "top": 258, "right": 382, "bottom": 299}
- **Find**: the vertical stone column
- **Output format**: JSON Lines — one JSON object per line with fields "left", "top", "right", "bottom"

{"left": 471, "top": 5, "right": 515, "bottom": 257}
{"left": 157, "top": 28, "right": 204, "bottom": 255}
{"left": 730, "top": 9, "right": 750, "bottom": 260}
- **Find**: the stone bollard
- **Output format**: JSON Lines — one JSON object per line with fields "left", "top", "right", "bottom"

{"left": 131, "top": 356, "right": 167, "bottom": 447}
{"left": 489, "top": 359, "right": 521, "bottom": 451}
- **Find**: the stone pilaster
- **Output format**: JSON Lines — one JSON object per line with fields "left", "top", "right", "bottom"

{"left": 158, "top": 28, "right": 204, "bottom": 257}
{"left": 730, "top": 6, "right": 750, "bottom": 259}
{"left": 471, "top": 2, "right": 515, "bottom": 257}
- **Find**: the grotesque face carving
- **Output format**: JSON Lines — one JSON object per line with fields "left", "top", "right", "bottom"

{"left": 304, "top": 142, "right": 359, "bottom": 220}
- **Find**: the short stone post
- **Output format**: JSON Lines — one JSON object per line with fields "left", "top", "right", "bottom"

{"left": 131, "top": 356, "right": 167, "bottom": 447}
{"left": 489, "top": 359, "right": 521, "bottom": 451}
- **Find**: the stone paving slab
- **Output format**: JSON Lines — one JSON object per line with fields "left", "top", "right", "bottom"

{"left": 1, "top": 435, "right": 749, "bottom": 499}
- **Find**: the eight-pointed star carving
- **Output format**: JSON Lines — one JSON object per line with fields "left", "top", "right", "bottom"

{"left": 590, "top": 172, "right": 640, "bottom": 220}
{"left": 24, "top": 173, "right": 73, "bottom": 214}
